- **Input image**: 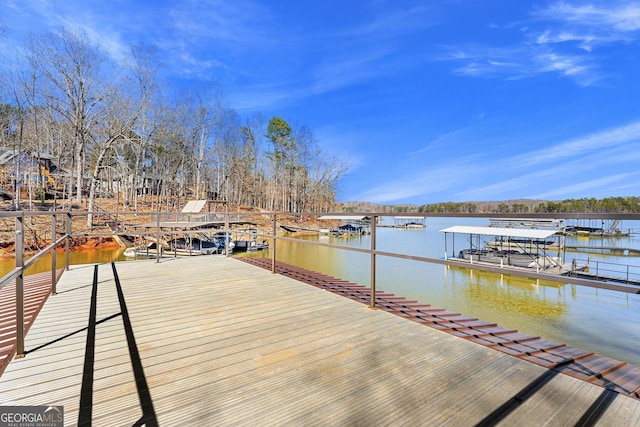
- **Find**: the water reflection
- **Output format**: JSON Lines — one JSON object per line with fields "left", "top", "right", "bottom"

{"left": 448, "top": 267, "right": 567, "bottom": 320}
{"left": 0, "top": 247, "right": 128, "bottom": 277}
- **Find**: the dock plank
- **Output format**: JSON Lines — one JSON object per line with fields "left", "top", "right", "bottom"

{"left": 1, "top": 256, "right": 640, "bottom": 426}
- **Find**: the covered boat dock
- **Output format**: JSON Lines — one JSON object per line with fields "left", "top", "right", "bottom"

{"left": 318, "top": 215, "right": 371, "bottom": 235}
{"left": 441, "top": 225, "right": 566, "bottom": 271}
{"left": 393, "top": 216, "right": 427, "bottom": 228}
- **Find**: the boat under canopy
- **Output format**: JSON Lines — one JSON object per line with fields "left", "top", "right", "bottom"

{"left": 394, "top": 216, "right": 426, "bottom": 228}
{"left": 440, "top": 225, "right": 570, "bottom": 271}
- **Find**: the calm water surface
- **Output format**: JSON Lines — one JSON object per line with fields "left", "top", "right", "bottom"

{"left": 2, "top": 217, "right": 640, "bottom": 367}
{"left": 0, "top": 247, "right": 128, "bottom": 276}
{"left": 241, "top": 217, "right": 640, "bottom": 367}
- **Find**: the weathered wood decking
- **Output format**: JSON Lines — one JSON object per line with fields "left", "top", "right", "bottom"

{"left": 1, "top": 256, "right": 640, "bottom": 426}
{"left": 0, "top": 269, "right": 63, "bottom": 376}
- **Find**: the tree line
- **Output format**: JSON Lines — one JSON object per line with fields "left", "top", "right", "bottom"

{"left": 0, "top": 28, "right": 347, "bottom": 226}
{"left": 342, "top": 197, "right": 640, "bottom": 214}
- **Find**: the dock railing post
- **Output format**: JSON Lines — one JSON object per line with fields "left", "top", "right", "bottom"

{"left": 444, "top": 232, "right": 448, "bottom": 260}
{"left": 156, "top": 211, "right": 161, "bottom": 263}
{"left": 370, "top": 215, "right": 377, "bottom": 310}
{"left": 626, "top": 265, "right": 630, "bottom": 284}
{"left": 15, "top": 213, "right": 25, "bottom": 358}
{"left": 271, "top": 213, "right": 276, "bottom": 274}
{"left": 225, "top": 211, "right": 230, "bottom": 258}
{"left": 65, "top": 212, "right": 71, "bottom": 271}
{"left": 51, "top": 214, "right": 57, "bottom": 295}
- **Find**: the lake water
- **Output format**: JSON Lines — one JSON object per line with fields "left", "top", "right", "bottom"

{"left": 2, "top": 217, "right": 640, "bottom": 367}
{"left": 239, "top": 217, "right": 640, "bottom": 368}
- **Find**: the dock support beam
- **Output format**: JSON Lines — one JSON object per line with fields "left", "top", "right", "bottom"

{"left": 65, "top": 212, "right": 71, "bottom": 271}
{"left": 15, "top": 214, "right": 25, "bottom": 358}
{"left": 370, "top": 215, "right": 377, "bottom": 310}
{"left": 156, "top": 211, "right": 161, "bottom": 263}
{"left": 271, "top": 213, "right": 277, "bottom": 274}
{"left": 51, "top": 214, "right": 57, "bottom": 295}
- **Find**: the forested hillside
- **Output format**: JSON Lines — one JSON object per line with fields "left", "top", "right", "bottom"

{"left": 342, "top": 197, "right": 640, "bottom": 214}
{"left": 0, "top": 30, "right": 347, "bottom": 225}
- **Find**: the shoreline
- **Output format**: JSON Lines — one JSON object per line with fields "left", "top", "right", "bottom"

{"left": 0, "top": 236, "right": 121, "bottom": 260}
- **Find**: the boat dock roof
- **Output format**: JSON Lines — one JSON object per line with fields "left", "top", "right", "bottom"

{"left": 441, "top": 225, "right": 558, "bottom": 239}
{"left": 318, "top": 215, "right": 369, "bottom": 221}
{"left": 1, "top": 256, "right": 639, "bottom": 425}
{"left": 129, "top": 220, "right": 255, "bottom": 229}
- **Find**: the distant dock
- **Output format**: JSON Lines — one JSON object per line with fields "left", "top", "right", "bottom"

{"left": 565, "top": 245, "right": 640, "bottom": 256}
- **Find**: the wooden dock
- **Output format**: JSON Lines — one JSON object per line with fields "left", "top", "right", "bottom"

{"left": 1, "top": 256, "right": 640, "bottom": 425}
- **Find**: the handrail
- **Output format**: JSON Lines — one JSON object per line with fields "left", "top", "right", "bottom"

{"left": 0, "top": 267, "right": 22, "bottom": 290}
{"left": 23, "top": 235, "right": 68, "bottom": 271}
{"left": 0, "top": 212, "right": 72, "bottom": 357}
{"left": 3, "top": 209, "right": 640, "bottom": 361}
{"left": 0, "top": 226, "right": 68, "bottom": 290}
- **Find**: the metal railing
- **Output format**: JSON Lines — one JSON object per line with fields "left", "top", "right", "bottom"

{"left": 2, "top": 209, "right": 640, "bottom": 359}
{"left": 572, "top": 257, "right": 640, "bottom": 284}
{"left": 0, "top": 211, "right": 73, "bottom": 357}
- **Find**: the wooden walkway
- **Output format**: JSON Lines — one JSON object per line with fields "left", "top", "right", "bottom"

{"left": 241, "top": 258, "right": 640, "bottom": 401}
{"left": 1, "top": 257, "right": 640, "bottom": 426}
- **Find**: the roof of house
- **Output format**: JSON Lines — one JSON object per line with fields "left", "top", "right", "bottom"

{"left": 0, "top": 148, "right": 56, "bottom": 165}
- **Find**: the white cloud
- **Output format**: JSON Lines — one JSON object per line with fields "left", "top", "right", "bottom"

{"left": 533, "top": 2, "right": 640, "bottom": 52}
{"left": 509, "top": 120, "right": 640, "bottom": 169}
{"left": 309, "top": 48, "right": 393, "bottom": 95}
{"left": 528, "top": 172, "right": 637, "bottom": 200}
{"left": 445, "top": 44, "right": 598, "bottom": 85}
{"left": 344, "top": 4, "right": 435, "bottom": 41}
{"left": 165, "top": 0, "right": 271, "bottom": 48}
{"left": 538, "top": 2, "right": 640, "bottom": 33}
{"left": 441, "top": 2, "right": 640, "bottom": 86}
{"left": 536, "top": 30, "right": 603, "bottom": 51}
{"left": 353, "top": 119, "right": 640, "bottom": 204}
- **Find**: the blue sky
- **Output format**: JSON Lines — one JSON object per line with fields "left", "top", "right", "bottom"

{"left": 2, "top": 0, "right": 640, "bottom": 205}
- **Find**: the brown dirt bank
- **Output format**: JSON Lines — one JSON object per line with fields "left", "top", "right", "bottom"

{"left": 0, "top": 236, "right": 120, "bottom": 259}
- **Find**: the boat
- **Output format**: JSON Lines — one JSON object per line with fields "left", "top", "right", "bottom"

{"left": 168, "top": 235, "right": 223, "bottom": 256}
{"left": 233, "top": 239, "right": 269, "bottom": 252}
{"left": 485, "top": 238, "right": 560, "bottom": 252}
{"left": 458, "top": 248, "right": 561, "bottom": 269}
{"left": 213, "top": 231, "right": 235, "bottom": 253}
{"left": 442, "top": 224, "right": 587, "bottom": 274}
{"left": 561, "top": 219, "right": 631, "bottom": 237}
{"left": 231, "top": 228, "right": 269, "bottom": 252}
{"left": 123, "top": 241, "right": 167, "bottom": 258}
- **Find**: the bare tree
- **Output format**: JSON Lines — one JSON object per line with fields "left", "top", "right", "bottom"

{"left": 1, "top": 26, "right": 347, "bottom": 218}
{"left": 86, "top": 84, "right": 135, "bottom": 227}
{"left": 25, "top": 29, "right": 107, "bottom": 204}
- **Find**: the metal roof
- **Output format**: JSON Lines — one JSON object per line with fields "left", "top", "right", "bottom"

{"left": 439, "top": 225, "right": 558, "bottom": 239}
{"left": 181, "top": 200, "right": 208, "bottom": 213}
{"left": 129, "top": 220, "right": 255, "bottom": 229}
{"left": 319, "top": 215, "right": 368, "bottom": 221}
